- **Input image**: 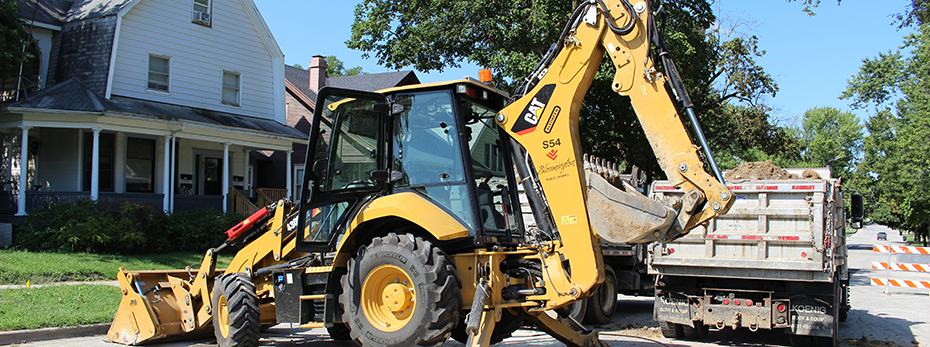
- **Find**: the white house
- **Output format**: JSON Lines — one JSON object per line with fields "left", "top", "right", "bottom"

{"left": 0, "top": 0, "right": 306, "bottom": 221}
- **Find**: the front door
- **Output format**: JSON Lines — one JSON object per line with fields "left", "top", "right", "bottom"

{"left": 195, "top": 154, "right": 223, "bottom": 195}
{"left": 296, "top": 88, "right": 388, "bottom": 252}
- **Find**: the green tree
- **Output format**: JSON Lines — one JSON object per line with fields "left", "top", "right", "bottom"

{"left": 348, "top": 0, "right": 794, "bottom": 176}
{"left": 1, "top": 1, "right": 40, "bottom": 96}
{"left": 796, "top": 107, "right": 863, "bottom": 181}
{"left": 842, "top": 24, "right": 930, "bottom": 234}
{"left": 324, "top": 55, "right": 366, "bottom": 77}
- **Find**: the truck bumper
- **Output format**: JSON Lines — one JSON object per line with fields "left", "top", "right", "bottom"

{"left": 654, "top": 292, "right": 834, "bottom": 337}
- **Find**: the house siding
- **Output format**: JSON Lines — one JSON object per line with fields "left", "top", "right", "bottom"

{"left": 52, "top": 15, "right": 117, "bottom": 95}
{"left": 36, "top": 128, "right": 80, "bottom": 191}
{"left": 110, "top": 0, "right": 277, "bottom": 120}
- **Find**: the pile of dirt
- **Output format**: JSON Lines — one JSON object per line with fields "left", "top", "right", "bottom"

{"left": 724, "top": 160, "right": 822, "bottom": 180}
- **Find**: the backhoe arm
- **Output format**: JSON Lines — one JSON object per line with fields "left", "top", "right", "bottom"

{"left": 495, "top": 0, "right": 733, "bottom": 306}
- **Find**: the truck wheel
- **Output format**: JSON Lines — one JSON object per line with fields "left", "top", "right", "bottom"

{"left": 555, "top": 298, "right": 587, "bottom": 331}
{"left": 326, "top": 323, "right": 351, "bottom": 341}
{"left": 681, "top": 322, "right": 708, "bottom": 339}
{"left": 340, "top": 233, "right": 462, "bottom": 347}
{"left": 659, "top": 321, "right": 683, "bottom": 338}
{"left": 212, "top": 273, "right": 260, "bottom": 347}
{"left": 788, "top": 334, "right": 813, "bottom": 347}
{"left": 585, "top": 265, "right": 618, "bottom": 324}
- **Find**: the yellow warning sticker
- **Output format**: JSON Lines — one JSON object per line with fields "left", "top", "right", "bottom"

{"left": 561, "top": 215, "right": 578, "bottom": 225}
{"left": 640, "top": 85, "right": 649, "bottom": 95}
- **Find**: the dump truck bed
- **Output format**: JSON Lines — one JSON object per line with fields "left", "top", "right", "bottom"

{"left": 648, "top": 168, "right": 847, "bottom": 282}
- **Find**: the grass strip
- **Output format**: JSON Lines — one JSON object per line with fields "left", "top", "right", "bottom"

{"left": 0, "top": 284, "right": 120, "bottom": 331}
{"left": 0, "top": 250, "right": 234, "bottom": 285}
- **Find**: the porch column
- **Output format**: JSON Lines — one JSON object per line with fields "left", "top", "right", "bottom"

{"left": 162, "top": 135, "right": 172, "bottom": 212}
{"left": 222, "top": 142, "right": 230, "bottom": 212}
{"left": 169, "top": 137, "right": 176, "bottom": 212}
{"left": 90, "top": 127, "right": 102, "bottom": 200}
{"left": 286, "top": 150, "right": 293, "bottom": 201}
{"left": 242, "top": 149, "right": 250, "bottom": 198}
{"left": 15, "top": 126, "right": 31, "bottom": 216}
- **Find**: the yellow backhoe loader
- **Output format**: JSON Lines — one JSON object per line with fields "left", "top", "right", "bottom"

{"left": 107, "top": 0, "right": 733, "bottom": 346}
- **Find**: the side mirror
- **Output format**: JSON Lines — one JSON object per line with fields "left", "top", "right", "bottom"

{"left": 370, "top": 169, "right": 404, "bottom": 183}
{"left": 850, "top": 194, "right": 864, "bottom": 228}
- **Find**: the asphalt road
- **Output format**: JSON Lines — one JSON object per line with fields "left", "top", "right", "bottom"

{"left": 10, "top": 224, "right": 928, "bottom": 347}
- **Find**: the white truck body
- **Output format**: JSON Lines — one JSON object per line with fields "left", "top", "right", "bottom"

{"left": 648, "top": 168, "right": 849, "bottom": 345}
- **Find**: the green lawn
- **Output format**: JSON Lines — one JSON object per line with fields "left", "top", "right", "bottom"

{"left": 0, "top": 285, "right": 120, "bottom": 331}
{"left": 0, "top": 250, "right": 234, "bottom": 285}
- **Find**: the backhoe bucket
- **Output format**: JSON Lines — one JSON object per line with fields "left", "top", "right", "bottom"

{"left": 107, "top": 266, "right": 223, "bottom": 345}
{"left": 585, "top": 172, "right": 677, "bottom": 244}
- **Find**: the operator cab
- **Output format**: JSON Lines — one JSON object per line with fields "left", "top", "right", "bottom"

{"left": 296, "top": 80, "right": 525, "bottom": 253}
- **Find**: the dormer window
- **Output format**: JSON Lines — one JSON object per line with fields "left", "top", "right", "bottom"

{"left": 192, "top": 0, "right": 211, "bottom": 26}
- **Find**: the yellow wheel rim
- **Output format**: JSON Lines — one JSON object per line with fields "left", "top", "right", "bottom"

{"left": 217, "top": 295, "right": 230, "bottom": 338}
{"left": 361, "top": 264, "right": 416, "bottom": 332}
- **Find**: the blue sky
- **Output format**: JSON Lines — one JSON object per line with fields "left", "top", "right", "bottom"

{"left": 253, "top": 0, "right": 912, "bottom": 125}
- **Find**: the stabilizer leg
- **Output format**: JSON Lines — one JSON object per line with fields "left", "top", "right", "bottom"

{"left": 524, "top": 310, "right": 608, "bottom": 347}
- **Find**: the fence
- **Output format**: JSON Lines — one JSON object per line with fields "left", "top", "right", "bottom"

{"left": 871, "top": 244, "right": 930, "bottom": 298}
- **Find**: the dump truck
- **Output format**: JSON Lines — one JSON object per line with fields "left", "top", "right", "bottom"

{"left": 521, "top": 157, "right": 654, "bottom": 326}
{"left": 649, "top": 167, "right": 863, "bottom": 347}
{"left": 107, "top": 1, "right": 736, "bottom": 346}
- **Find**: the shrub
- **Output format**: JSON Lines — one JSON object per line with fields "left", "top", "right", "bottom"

{"left": 14, "top": 201, "right": 245, "bottom": 254}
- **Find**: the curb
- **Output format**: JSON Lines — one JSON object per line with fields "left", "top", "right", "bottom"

{"left": 0, "top": 323, "right": 110, "bottom": 345}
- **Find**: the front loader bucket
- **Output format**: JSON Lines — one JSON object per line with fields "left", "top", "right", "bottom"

{"left": 107, "top": 267, "right": 223, "bottom": 345}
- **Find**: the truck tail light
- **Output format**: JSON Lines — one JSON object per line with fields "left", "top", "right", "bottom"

{"left": 723, "top": 299, "right": 730, "bottom": 305}
{"left": 746, "top": 299, "right": 753, "bottom": 306}
{"left": 734, "top": 300, "right": 741, "bottom": 306}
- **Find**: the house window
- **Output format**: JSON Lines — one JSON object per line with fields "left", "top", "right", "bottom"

{"left": 83, "top": 132, "right": 115, "bottom": 192}
{"left": 485, "top": 143, "right": 503, "bottom": 172}
{"left": 222, "top": 71, "right": 240, "bottom": 106}
{"left": 147, "top": 55, "right": 170, "bottom": 92}
{"left": 192, "top": 0, "right": 211, "bottom": 26}
{"left": 294, "top": 166, "right": 304, "bottom": 201}
{"left": 125, "top": 138, "right": 155, "bottom": 193}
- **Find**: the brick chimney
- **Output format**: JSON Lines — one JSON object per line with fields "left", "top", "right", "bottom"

{"left": 308, "top": 55, "right": 328, "bottom": 93}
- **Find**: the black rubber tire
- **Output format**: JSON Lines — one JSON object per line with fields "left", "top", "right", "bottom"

{"left": 554, "top": 298, "right": 587, "bottom": 331}
{"left": 584, "top": 265, "right": 618, "bottom": 324}
{"left": 212, "top": 273, "right": 260, "bottom": 347}
{"left": 789, "top": 334, "right": 814, "bottom": 347}
{"left": 681, "top": 322, "right": 709, "bottom": 339}
{"left": 326, "top": 322, "right": 351, "bottom": 341}
{"left": 340, "top": 233, "right": 462, "bottom": 346}
{"left": 659, "top": 321, "right": 683, "bottom": 338}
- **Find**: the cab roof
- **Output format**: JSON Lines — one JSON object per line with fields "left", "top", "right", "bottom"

{"left": 377, "top": 78, "right": 510, "bottom": 99}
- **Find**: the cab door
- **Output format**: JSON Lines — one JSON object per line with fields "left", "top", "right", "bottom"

{"left": 296, "top": 88, "right": 388, "bottom": 252}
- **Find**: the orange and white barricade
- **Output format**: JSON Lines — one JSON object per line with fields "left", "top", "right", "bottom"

{"left": 871, "top": 244, "right": 930, "bottom": 298}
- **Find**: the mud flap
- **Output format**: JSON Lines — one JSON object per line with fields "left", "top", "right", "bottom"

{"left": 653, "top": 293, "right": 695, "bottom": 326}
{"left": 789, "top": 297, "right": 835, "bottom": 338}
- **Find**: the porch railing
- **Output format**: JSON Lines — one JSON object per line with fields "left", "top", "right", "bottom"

{"left": 0, "top": 189, "right": 269, "bottom": 216}
{"left": 229, "top": 188, "right": 259, "bottom": 215}
{"left": 256, "top": 188, "right": 288, "bottom": 207}
{"left": 26, "top": 191, "right": 91, "bottom": 211}
{"left": 0, "top": 192, "right": 16, "bottom": 215}
{"left": 174, "top": 195, "right": 224, "bottom": 212}
{"left": 99, "top": 193, "right": 164, "bottom": 211}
